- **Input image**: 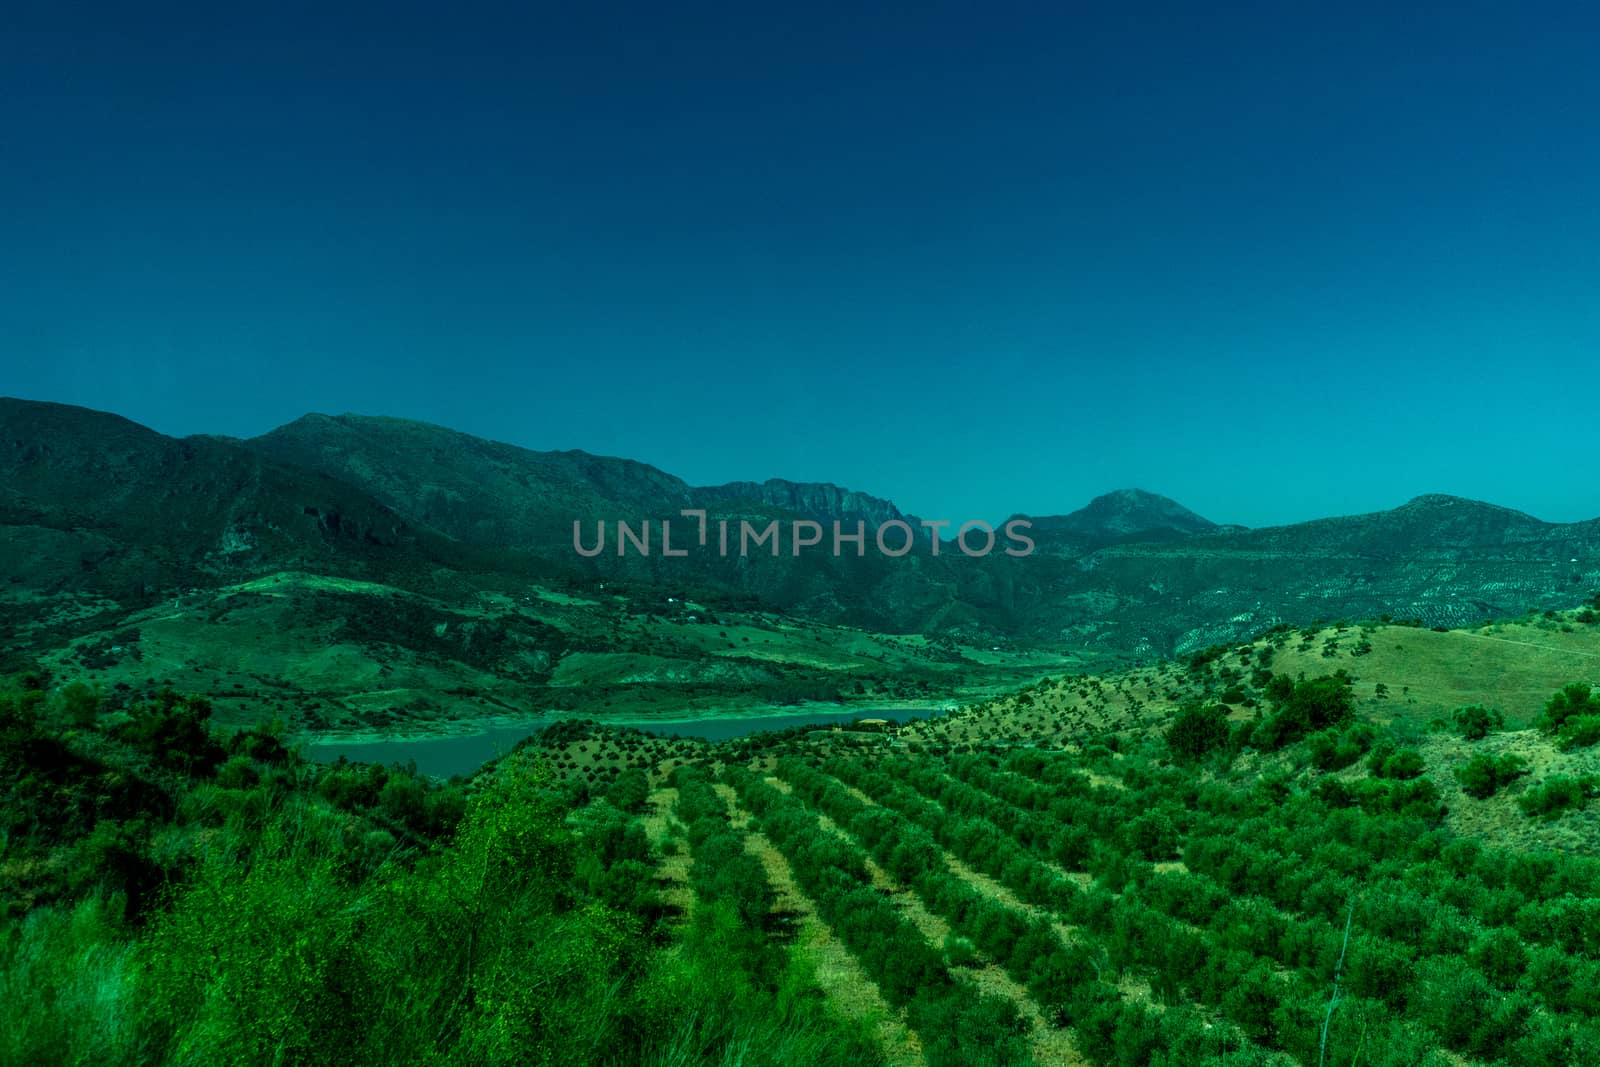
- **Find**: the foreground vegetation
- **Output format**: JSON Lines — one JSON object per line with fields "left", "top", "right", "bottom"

{"left": 0, "top": 676, "right": 880, "bottom": 1065}
{"left": 6, "top": 604, "right": 1600, "bottom": 1065}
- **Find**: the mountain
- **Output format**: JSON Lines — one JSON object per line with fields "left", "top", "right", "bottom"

{"left": 0, "top": 399, "right": 450, "bottom": 600}
{"left": 1004, "top": 493, "right": 1600, "bottom": 657}
{"left": 252, "top": 415, "right": 928, "bottom": 549}
{"left": 246, "top": 413, "right": 695, "bottom": 551}
{"left": 691, "top": 478, "right": 925, "bottom": 536}
{"left": 242, "top": 413, "right": 970, "bottom": 631}
{"left": 1020, "top": 489, "right": 1221, "bottom": 551}
{"left": 5, "top": 399, "right": 1600, "bottom": 675}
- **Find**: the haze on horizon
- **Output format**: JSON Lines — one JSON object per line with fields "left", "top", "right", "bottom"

{"left": 5, "top": 3, "right": 1600, "bottom": 529}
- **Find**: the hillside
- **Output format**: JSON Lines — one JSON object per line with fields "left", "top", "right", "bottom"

{"left": 8, "top": 598, "right": 1600, "bottom": 1064}
{"left": 1002, "top": 494, "right": 1600, "bottom": 656}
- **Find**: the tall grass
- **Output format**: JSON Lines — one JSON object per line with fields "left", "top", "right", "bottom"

{"left": 0, "top": 893, "right": 142, "bottom": 1066}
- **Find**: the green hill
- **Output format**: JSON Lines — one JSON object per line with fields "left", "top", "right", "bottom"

{"left": 7, "top": 598, "right": 1600, "bottom": 1064}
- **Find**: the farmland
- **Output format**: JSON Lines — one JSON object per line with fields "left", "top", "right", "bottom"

{"left": 7, "top": 603, "right": 1600, "bottom": 1063}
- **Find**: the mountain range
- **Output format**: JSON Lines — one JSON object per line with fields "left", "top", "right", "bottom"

{"left": 6, "top": 398, "right": 1600, "bottom": 668}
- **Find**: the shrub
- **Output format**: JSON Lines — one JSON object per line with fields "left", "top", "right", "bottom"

{"left": 1455, "top": 754, "right": 1528, "bottom": 799}
{"left": 1540, "top": 683, "right": 1600, "bottom": 741}
{"left": 115, "top": 691, "right": 225, "bottom": 777}
{"left": 942, "top": 934, "right": 978, "bottom": 968}
{"left": 1517, "top": 775, "right": 1600, "bottom": 819}
{"left": 1556, "top": 715, "right": 1600, "bottom": 750}
{"left": 604, "top": 768, "right": 650, "bottom": 813}
{"left": 55, "top": 682, "right": 103, "bottom": 727}
{"left": 1470, "top": 927, "right": 1528, "bottom": 990}
{"left": 1125, "top": 810, "right": 1180, "bottom": 861}
{"left": 1452, "top": 704, "right": 1504, "bottom": 741}
{"left": 1370, "top": 747, "right": 1426, "bottom": 780}
{"left": 1305, "top": 722, "right": 1375, "bottom": 771}
{"left": 1255, "top": 673, "right": 1354, "bottom": 749}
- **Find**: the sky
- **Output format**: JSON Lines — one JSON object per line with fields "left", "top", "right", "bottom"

{"left": 5, "top": 2, "right": 1600, "bottom": 528}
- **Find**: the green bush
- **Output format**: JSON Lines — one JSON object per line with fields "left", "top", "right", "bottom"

{"left": 1305, "top": 722, "right": 1376, "bottom": 771}
{"left": 1125, "top": 810, "right": 1180, "bottom": 861}
{"left": 1254, "top": 673, "right": 1354, "bottom": 749}
{"left": 1540, "top": 683, "right": 1600, "bottom": 747}
{"left": 1556, "top": 715, "right": 1600, "bottom": 750}
{"left": 1517, "top": 775, "right": 1600, "bottom": 819}
{"left": 1369, "top": 746, "right": 1426, "bottom": 780}
{"left": 941, "top": 934, "right": 978, "bottom": 968}
{"left": 1451, "top": 704, "right": 1504, "bottom": 741}
{"left": 1455, "top": 754, "right": 1527, "bottom": 799}
{"left": 55, "top": 682, "right": 103, "bottom": 728}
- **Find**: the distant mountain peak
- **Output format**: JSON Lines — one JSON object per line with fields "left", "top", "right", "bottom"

{"left": 1399, "top": 494, "right": 1544, "bottom": 523}
{"left": 1405, "top": 493, "right": 1482, "bottom": 508}
{"left": 1019, "top": 488, "right": 1219, "bottom": 550}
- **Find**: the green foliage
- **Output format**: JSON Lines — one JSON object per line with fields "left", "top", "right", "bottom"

{"left": 603, "top": 767, "right": 650, "bottom": 813}
{"left": 1164, "top": 701, "right": 1230, "bottom": 762}
{"left": 17, "top": 668, "right": 1600, "bottom": 1067}
{"left": 56, "top": 681, "right": 104, "bottom": 727}
{"left": 114, "top": 690, "right": 226, "bottom": 776}
{"left": 941, "top": 934, "right": 978, "bottom": 968}
{"left": 1517, "top": 775, "right": 1600, "bottom": 819}
{"left": 1125, "top": 810, "right": 1180, "bottom": 861}
{"left": 1451, "top": 703, "right": 1504, "bottom": 741}
{"left": 1455, "top": 754, "right": 1528, "bottom": 799}
{"left": 1555, "top": 715, "right": 1600, "bottom": 749}
{"left": 1254, "top": 673, "right": 1354, "bottom": 750}
{"left": 1305, "top": 722, "right": 1376, "bottom": 771}
{"left": 1540, "top": 683, "right": 1600, "bottom": 749}
{"left": 1368, "top": 745, "right": 1426, "bottom": 780}
{"left": 0, "top": 894, "right": 141, "bottom": 1064}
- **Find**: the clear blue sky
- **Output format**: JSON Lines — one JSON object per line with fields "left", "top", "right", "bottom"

{"left": 5, "top": 2, "right": 1600, "bottom": 527}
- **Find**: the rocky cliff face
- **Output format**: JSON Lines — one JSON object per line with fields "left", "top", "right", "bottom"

{"left": 692, "top": 478, "right": 923, "bottom": 534}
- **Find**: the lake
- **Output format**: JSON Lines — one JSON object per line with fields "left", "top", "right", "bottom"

{"left": 300, "top": 707, "right": 944, "bottom": 779}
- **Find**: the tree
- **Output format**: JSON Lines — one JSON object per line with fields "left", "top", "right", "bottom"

{"left": 1165, "top": 701, "right": 1230, "bottom": 762}
{"left": 1369, "top": 746, "right": 1426, "bottom": 780}
{"left": 1517, "top": 775, "right": 1600, "bottom": 819}
{"left": 604, "top": 768, "right": 650, "bottom": 813}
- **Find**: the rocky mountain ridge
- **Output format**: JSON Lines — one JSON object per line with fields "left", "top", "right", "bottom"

{"left": 5, "top": 399, "right": 1599, "bottom": 659}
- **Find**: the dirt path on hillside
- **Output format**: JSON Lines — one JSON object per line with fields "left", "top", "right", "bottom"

{"left": 1455, "top": 630, "right": 1600, "bottom": 659}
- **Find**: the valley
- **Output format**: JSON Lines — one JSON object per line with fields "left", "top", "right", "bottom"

{"left": 6, "top": 398, "right": 1600, "bottom": 1065}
